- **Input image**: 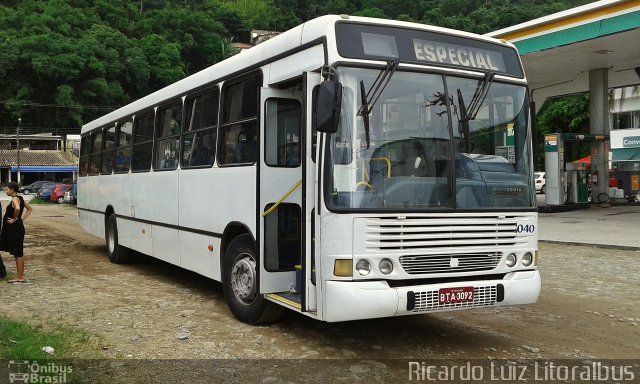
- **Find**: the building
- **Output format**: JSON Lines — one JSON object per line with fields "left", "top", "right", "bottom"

{"left": 610, "top": 85, "right": 640, "bottom": 195}
{"left": 611, "top": 85, "right": 640, "bottom": 130}
{"left": 0, "top": 133, "right": 79, "bottom": 186}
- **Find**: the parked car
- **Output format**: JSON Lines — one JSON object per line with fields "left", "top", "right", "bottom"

{"left": 37, "top": 182, "right": 62, "bottom": 201}
{"left": 64, "top": 184, "right": 77, "bottom": 205}
{"left": 51, "top": 184, "right": 72, "bottom": 203}
{"left": 19, "top": 180, "right": 49, "bottom": 194}
{"left": 534, "top": 172, "right": 546, "bottom": 194}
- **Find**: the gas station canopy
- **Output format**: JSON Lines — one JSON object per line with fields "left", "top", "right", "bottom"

{"left": 488, "top": 0, "right": 640, "bottom": 109}
{"left": 488, "top": 0, "right": 640, "bottom": 203}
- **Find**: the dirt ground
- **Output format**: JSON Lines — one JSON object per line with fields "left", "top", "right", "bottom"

{"left": 1, "top": 203, "right": 639, "bottom": 382}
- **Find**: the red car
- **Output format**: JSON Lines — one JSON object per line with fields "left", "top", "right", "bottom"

{"left": 50, "top": 184, "right": 72, "bottom": 203}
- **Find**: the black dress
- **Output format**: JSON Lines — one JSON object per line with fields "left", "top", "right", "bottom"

{"left": 0, "top": 196, "right": 25, "bottom": 257}
{"left": 0, "top": 201, "right": 5, "bottom": 278}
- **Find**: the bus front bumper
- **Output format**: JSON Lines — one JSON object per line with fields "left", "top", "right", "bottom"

{"left": 323, "top": 270, "right": 540, "bottom": 322}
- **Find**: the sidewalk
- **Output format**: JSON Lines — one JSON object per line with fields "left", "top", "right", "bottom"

{"left": 0, "top": 194, "right": 35, "bottom": 202}
{"left": 538, "top": 203, "right": 640, "bottom": 249}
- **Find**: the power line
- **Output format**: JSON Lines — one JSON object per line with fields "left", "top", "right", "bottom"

{"left": 0, "top": 100, "right": 121, "bottom": 111}
{"left": 1, "top": 126, "right": 81, "bottom": 134}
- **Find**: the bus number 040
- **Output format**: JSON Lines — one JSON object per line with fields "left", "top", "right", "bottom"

{"left": 517, "top": 224, "right": 535, "bottom": 234}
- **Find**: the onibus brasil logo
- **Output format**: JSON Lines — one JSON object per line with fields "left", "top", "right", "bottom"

{"left": 8, "top": 360, "right": 72, "bottom": 384}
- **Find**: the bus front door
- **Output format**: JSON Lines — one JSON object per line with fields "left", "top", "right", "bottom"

{"left": 259, "top": 87, "right": 306, "bottom": 306}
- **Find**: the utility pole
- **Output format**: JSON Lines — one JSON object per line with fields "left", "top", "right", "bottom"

{"left": 17, "top": 117, "right": 21, "bottom": 185}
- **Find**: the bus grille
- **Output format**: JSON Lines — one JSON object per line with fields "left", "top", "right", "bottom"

{"left": 412, "top": 286, "right": 497, "bottom": 312}
{"left": 366, "top": 215, "right": 521, "bottom": 251}
{"left": 399, "top": 252, "right": 501, "bottom": 274}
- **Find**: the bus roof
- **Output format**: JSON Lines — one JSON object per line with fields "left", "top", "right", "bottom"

{"left": 81, "top": 15, "right": 516, "bottom": 134}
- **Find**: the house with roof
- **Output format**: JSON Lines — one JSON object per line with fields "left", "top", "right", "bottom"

{"left": 0, "top": 133, "right": 79, "bottom": 186}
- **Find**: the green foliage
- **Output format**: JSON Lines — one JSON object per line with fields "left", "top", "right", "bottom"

{"left": 27, "top": 197, "right": 49, "bottom": 204}
{"left": 353, "top": 7, "right": 387, "bottom": 19}
{"left": 0, "top": 0, "right": 592, "bottom": 135}
{"left": 0, "top": 0, "right": 240, "bottom": 132}
{"left": 538, "top": 94, "right": 590, "bottom": 133}
{"left": 0, "top": 315, "right": 99, "bottom": 359}
{"left": 536, "top": 94, "right": 591, "bottom": 169}
{"left": 223, "top": 0, "right": 276, "bottom": 30}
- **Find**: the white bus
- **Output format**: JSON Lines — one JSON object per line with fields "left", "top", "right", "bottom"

{"left": 79, "top": 15, "right": 540, "bottom": 324}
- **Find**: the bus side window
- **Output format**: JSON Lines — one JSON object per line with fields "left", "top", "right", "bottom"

{"left": 115, "top": 120, "right": 132, "bottom": 173}
{"left": 219, "top": 72, "right": 261, "bottom": 165}
{"left": 265, "top": 98, "right": 302, "bottom": 167}
{"left": 101, "top": 124, "right": 116, "bottom": 175}
{"left": 182, "top": 87, "right": 218, "bottom": 168}
{"left": 88, "top": 130, "right": 103, "bottom": 176}
{"left": 132, "top": 113, "right": 154, "bottom": 172}
{"left": 263, "top": 203, "right": 301, "bottom": 272}
{"left": 79, "top": 135, "right": 90, "bottom": 177}
{"left": 154, "top": 100, "right": 182, "bottom": 170}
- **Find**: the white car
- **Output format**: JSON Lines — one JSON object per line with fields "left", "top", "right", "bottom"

{"left": 534, "top": 172, "right": 546, "bottom": 194}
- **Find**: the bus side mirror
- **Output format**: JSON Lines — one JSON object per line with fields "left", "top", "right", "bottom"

{"left": 315, "top": 81, "right": 342, "bottom": 134}
{"left": 530, "top": 100, "right": 538, "bottom": 166}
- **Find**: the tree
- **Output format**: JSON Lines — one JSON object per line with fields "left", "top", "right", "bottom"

{"left": 0, "top": 0, "right": 596, "bottom": 134}
{"left": 135, "top": 6, "right": 228, "bottom": 74}
{"left": 353, "top": 7, "right": 387, "bottom": 18}
{"left": 223, "top": 0, "right": 276, "bottom": 30}
{"left": 536, "top": 94, "right": 590, "bottom": 169}
{"left": 0, "top": 0, "right": 239, "bottom": 132}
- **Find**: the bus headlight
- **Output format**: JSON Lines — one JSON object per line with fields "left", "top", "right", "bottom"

{"left": 505, "top": 253, "right": 517, "bottom": 268}
{"left": 379, "top": 259, "right": 393, "bottom": 275}
{"left": 522, "top": 252, "right": 534, "bottom": 267}
{"left": 355, "top": 259, "right": 371, "bottom": 276}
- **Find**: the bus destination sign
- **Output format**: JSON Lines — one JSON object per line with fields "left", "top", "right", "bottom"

{"left": 335, "top": 22, "right": 524, "bottom": 78}
{"left": 413, "top": 39, "right": 506, "bottom": 72}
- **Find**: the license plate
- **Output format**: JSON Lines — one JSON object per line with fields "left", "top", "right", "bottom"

{"left": 439, "top": 287, "right": 474, "bottom": 304}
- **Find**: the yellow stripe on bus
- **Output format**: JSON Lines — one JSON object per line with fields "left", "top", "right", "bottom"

{"left": 266, "top": 293, "right": 302, "bottom": 310}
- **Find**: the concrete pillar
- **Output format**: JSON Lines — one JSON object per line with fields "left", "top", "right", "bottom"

{"left": 589, "top": 68, "right": 610, "bottom": 202}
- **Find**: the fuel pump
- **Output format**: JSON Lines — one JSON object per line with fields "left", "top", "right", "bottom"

{"left": 566, "top": 162, "right": 589, "bottom": 203}
{"left": 544, "top": 133, "right": 609, "bottom": 206}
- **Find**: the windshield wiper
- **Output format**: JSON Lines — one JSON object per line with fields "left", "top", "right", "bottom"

{"left": 357, "top": 59, "right": 400, "bottom": 149}
{"left": 465, "top": 71, "right": 495, "bottom": 121}
{"left": 457, "top": 71, "right": 495, "bottom": 152}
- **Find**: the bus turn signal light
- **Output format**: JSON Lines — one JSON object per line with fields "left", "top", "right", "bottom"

{"left": 334, "top": 259, "right": 352, "bottom": 277}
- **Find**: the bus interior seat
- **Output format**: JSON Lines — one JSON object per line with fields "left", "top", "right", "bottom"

{"left": 235, "top": 129, "right": 257, "bottom": 163}
{"left": 394, "top": 140, "right": 428, "bottom": 177}
{"left": 369, "top": 140, "right": 431, "bottom": 184}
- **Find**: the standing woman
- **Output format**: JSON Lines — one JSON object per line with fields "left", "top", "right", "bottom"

{"left": 1, "top": 182, "right": 32, "bottom": 283}
{"left": 0, "top": 199, "right": 4, "bottom": 279}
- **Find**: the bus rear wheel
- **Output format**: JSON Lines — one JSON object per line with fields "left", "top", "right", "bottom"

{"left": 223, "top": 234, "right": 282, "bottom": 324}
{"left": 106, "top": 213, "right": 130, "bottom": 264}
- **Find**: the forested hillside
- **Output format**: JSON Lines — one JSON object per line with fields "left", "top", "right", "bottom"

{"left": 0, "top": 0, "right": 592, "bottom": 133}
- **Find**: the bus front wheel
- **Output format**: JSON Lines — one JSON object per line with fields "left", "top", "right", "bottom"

{"left": 223, "top": 234, "right": 282, "bottom": 324}
{"left": 106, "top": 214, "right": 130, "bottom": 264}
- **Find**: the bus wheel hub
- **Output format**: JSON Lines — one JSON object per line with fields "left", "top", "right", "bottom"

{"left": 231, "top": 256, "right": 257, "bottom": 304}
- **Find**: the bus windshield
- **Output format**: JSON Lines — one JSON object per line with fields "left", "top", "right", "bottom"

{"left": 327, "top": 67, "right": 533, "bottom": 210}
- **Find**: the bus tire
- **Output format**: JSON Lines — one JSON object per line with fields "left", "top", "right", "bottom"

{"left": 106, "top": 213, "right": 130, "bottom": 264}
{"left": 223, "top": 234, "right": 282, "bottom": 324}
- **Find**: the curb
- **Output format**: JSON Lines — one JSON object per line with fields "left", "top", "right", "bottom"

{"left": 539, "top": 240, "right": 640, "bottom": 251}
